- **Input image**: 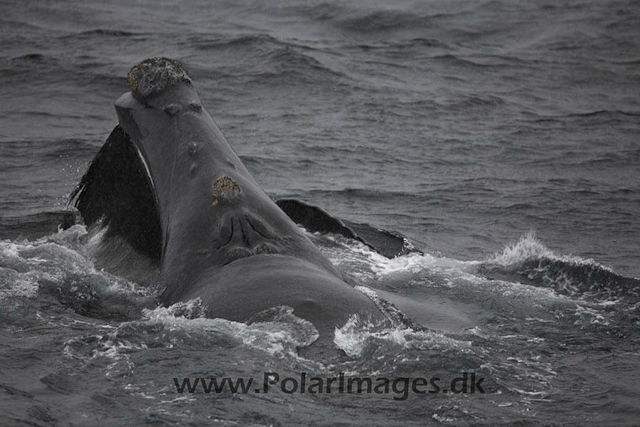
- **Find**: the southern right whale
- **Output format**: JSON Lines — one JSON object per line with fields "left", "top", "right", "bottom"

{"left": 71, "top": 58, "right": 391, "bottom": 358}
{"left": 71, "top": 58, "right": 479, "bottom": 359}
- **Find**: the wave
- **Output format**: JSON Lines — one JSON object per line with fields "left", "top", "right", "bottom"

{"left": 0, "top": 211, "right": 80, "bottom": 241}
{"left": 480, "top": 233, "right": 640, "bottom": 303}
{"left": 253, "top": 47, "right": 346, "bottom": 84}
{"left": 525, "top": 109, "right": 640, "bottom": 121}
{"left": 307, "top": 187, "right": 418, "bottom": 200}
{"left": 59, "top": 29, "right": 146, "bottom": 40}
{"left": 450, "top": 93, "right": 508, "bottom": 109}
{"left": 64, "top": 303, "right": 321, "bottom": 364}
{"left": 285, "top": 1, "right": 344, "bottom": 22}
{"left": 188, "top": 33, "right": 346, "bottom": 84}
{"left": 11, "top": 53, "right": 55, "bottom": 63}
{"left": 265, "top": 46, "right": 340, "bottom": 73}
{"left": 337, "top": 10, "right": 447, "bottom": 33}
{"left": 208, "top": 33, "right": 281, "bottom": 50}
{"left": 564, "top": 109, "right": 640, "bottom": 118}
{"left": 6, "top": 53, "right": 125, "bottom": 96}
{"left": 44, "top": 138, "right": 101, "bottom": 158}
{"left": 334, "top": 314, "right": 471, "bottom": 358}
{"left": 0, "top": 138, "right": 100, "bottom": 174}
{"left": 240, "top": 155, "right": 319, "bottom": 169}
{"left": 431, "top": 53, "right": 506, "bottom": 69}
{"left": 348, "top": 37, "right": 448, "bottom": 52}
{"left": 0, "top": 226, "right": 156, "bottom": 323}
{"left": 187, "top": 33, "right": 280, "bottom": 52}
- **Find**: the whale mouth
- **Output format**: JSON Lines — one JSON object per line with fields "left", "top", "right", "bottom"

{"left": 73, "top": 57, "right": 317, "bottom": 278}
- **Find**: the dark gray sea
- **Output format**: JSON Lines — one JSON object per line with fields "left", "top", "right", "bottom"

{"left": 1, "top": 0, "right": 639, "bottom": 425}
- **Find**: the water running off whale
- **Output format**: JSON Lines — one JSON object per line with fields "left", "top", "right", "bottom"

{"left": 70, "top": 57, "right": 436, "bottom": 359}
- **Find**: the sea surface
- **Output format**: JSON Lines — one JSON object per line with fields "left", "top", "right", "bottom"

{"left": 1, "top": 0, "right": 639, "bottom": 425}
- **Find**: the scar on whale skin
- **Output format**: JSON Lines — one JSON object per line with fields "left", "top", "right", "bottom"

{"left": 212, "top": 176, "right": 242, "bottom": 206}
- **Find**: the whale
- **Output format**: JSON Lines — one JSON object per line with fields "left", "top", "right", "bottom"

{"left": 70, "top": 58, "right": 390, "bottom": 357}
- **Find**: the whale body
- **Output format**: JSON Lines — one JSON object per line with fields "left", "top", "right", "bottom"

{"left": 71, "top": 58, "right": 389, "bottom": 357}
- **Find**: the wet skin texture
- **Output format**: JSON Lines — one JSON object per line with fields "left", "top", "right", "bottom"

{"left": 113, "top": 58, "right": 386, "bottom": 352}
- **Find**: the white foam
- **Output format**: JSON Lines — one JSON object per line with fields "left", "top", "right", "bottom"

{"left": 142, "top": 303, "right": 319, "bottom": 358}
{"left": 333, "top": 314, "right": 471, "bottom": 358}
{"left": 142, "top": 298, "right": 207, "bottom": 320}
{"left": 574, "top": 305, "right": 610, "bottom": 326}
{"left": 0, "top": 228, "right": 153, "bottom": 313}
{"left": 487, "top": 231, "right": 610, "bottom": 271}
{"left": 316, "top": 232, "right": 480, "bottom": 283}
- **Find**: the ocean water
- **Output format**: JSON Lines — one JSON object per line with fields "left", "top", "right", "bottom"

{"left": 1, "top": 0, "right": 639, "bottom": 425}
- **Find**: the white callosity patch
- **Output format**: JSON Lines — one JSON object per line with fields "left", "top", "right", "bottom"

{"left": 127, "top": 57, "right": 192, "bottom": 100}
